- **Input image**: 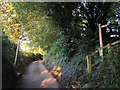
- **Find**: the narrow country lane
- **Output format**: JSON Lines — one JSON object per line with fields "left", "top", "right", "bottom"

{"left": 20, "top": 60, "right": 59, "bottom": 88}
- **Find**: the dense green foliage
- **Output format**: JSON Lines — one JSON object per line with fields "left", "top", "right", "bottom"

{"left": 2, "top": 2, "right": 120, "bottom": 88}
{"left": 43, "top": 2, "right": 120, "bottom": 88}
{"left": 88, "top": 45, "right": 120, "bottom": 88}
{"left": 12, "top": 2, "right": 119, "bottom": 53}
{"left": 2, "top": 32, "right": 43, "bottom": 88}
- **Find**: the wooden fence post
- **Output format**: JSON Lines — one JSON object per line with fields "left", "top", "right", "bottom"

{"left": 86, "top": 55, "right": 92, "bottom": 73}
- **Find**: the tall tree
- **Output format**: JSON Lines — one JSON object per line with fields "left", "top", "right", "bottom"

{"left": 43, "top": 2, "right": 118, "bottom": 50}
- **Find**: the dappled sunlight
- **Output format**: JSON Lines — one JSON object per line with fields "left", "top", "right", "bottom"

{"left": 40, "top": 70, "right": 49, "bottom": 75}
{"left": 51, "top": 66, "right": 62, "bottom": 79}
{"left": 32, "top": 46, "right": 46, "bottom": 56}
{"left": 21, "top": 60, "right": 59, "bottom": 88}
{"left": 53, "top": 66, "right": 62, "bottom": 71}
{"left": 52, "top": 71, "right": 62, "bottom": 78}
{"left": 20, "top": 42, "right": 31, "bottom": 52}
{"left": 51, "top": 71, "right": 58, "bottom": 76}
{"left": 40, "top": 77, "right": 57, "bottom": 88}
{"left": 58, "top": 72, "right": 62, "bottom": 78}
{"left": 56, "top": 66, "right": 62, "bottom": 71}
{"left": 2, "top": 2, "right": 119, "bottom": 88}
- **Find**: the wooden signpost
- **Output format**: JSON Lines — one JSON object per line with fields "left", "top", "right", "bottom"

{"left": 98, "top": 24, "right": 103, "bottom": 56}
{"left": 14, "top": 37, "right": 20, "bottom": 67}
{"left": 98, "top": 24, "right": 108, "bottom": 57}
{"left": 14, "top": 31, "right": 23, "bottom": 67}
{"left": 86, "top": 23, "right": 108, "bottom": 73}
